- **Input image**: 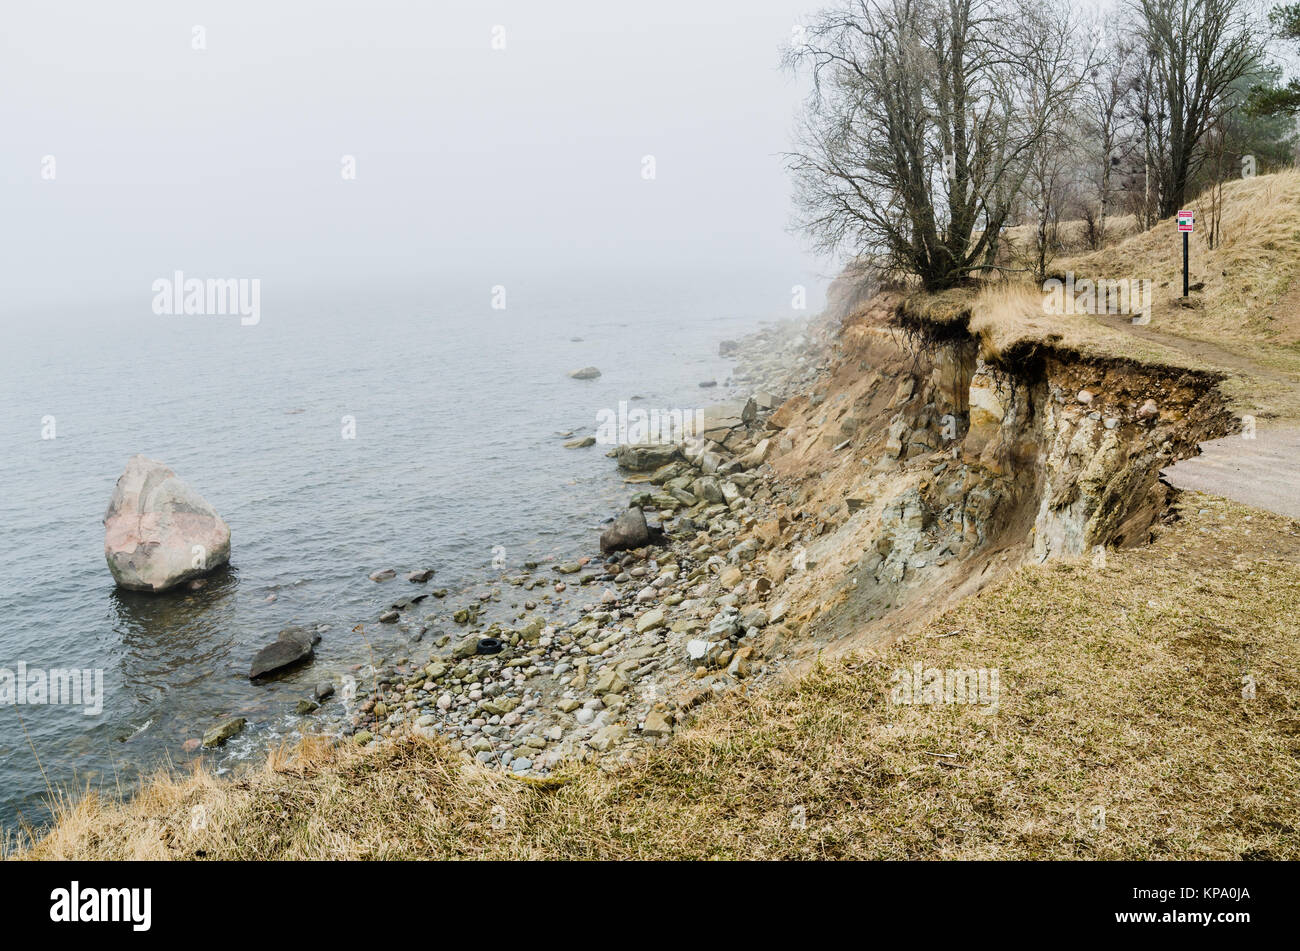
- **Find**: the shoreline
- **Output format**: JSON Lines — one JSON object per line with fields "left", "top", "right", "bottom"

{"left": 324, "top": 312, "right": 836, "bottom": 776}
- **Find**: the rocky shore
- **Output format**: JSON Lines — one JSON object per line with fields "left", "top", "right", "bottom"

{"left": 204, "top": 265, "right": 1230, "bottom": 785}
{"left": 322, "top": 316, "right": 835, "bottom": 776}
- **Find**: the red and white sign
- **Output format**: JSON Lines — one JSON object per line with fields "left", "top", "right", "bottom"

{"left": 1177, "top": 210, "right": 1194, "bottom": 232}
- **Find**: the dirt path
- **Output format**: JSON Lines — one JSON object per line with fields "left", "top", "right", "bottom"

{"left": 1161, "top": 428, "right": 1300, "bottom": 521}
{"left": 1095, "top": 313, "right": 1296, "bottom": 383}
{"left": 1091, "top": 314, "right": 1300, "bottom": 521}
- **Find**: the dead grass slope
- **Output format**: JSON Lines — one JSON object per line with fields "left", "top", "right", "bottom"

{"left": 15, "top": 496, "right": 1298, "bottom": 860}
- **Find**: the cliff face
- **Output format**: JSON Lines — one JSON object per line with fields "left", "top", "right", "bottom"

{"left": 739, "top": 290, "right": 1234, "bottom": 656}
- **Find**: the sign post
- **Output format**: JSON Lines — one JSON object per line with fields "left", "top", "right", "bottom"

{"left": 1177, "top": 209, "right": 1194, "bottom": 297}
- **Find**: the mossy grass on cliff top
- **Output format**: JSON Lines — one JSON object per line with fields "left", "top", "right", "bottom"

{"left": 13, "top": 496, "right": 1299, "bottom": 860}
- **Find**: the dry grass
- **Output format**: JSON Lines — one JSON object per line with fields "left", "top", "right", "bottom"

{"left": 1060, "top": 171, "right": 1300, "bottom": 351}
{"left": 965, "top": 282, "right": 1204, "bottom": 370}
{"left": 898, "top": 171, "right": 1300, "bottom": 421}
{"left": 12, "top": 496, "right": 1299, "bottom": 860}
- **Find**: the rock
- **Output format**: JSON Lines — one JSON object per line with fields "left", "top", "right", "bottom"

{"left": 202, "top": 717, "right": 246, "bottom": 748}
{"left": 642, "top": 709, "right": 673, "bottom": 737}
{"left": 700, "top": 400, "right": 757, "bottom": 446}
{"left": 378, "top": 609, "right": 399, "bottom": 623}
{"left": 569, "top": 366, "right": 602, "bottom": 380}
{"left": 593, "top": 668, "right": 629, "bottom": 696}
{"left": 635, "top": 608, "right": 666, "bottom": 634}
{"left": 249, "top": 627, "right": 316, "bottom": 679}
{"left": 615, "top": 443, "right": 680, "bottom": 471}
{"left": 103, "top": 455, "right": 232, "bottom": 593}
{"left": 564, "top": 436, "right": 596, "bottom": 448}
{"left": 719, "top": 566, "right": 743, "bottom": 587}
{"left": 600, "top": 507, "right": 650, "bottom": 553}
{"left": 353, "top": 730, "right": 373, "bottom": 746}
{"left": 407, "top": 569, "right": 434, "bottom": 583}
{"left": 1137, "top": 399, "right": 1159, "bottom": 419}
{"left": 741, "top": 438, "right": 772, "bottom": 468}
{"left": 587, "top": 724, "right": 627, "bottom": 752}
{"left": 1077, "top": 389, "right": 1094, "bottom": 405}
{"left": 691, "top": 476, "right": 725, "bottom": 504}
{"left": 726, "top": 646, "right": 755, "bottom": 679}
{"left": 728, "top": 538, "right": 759, "bottom": 563}
{"left": 314, "top": 682, "right": 335, "bottom": 701}
{"left": 707, "top": 606, "right": 742, "bottom": 640}
{"left": 369, "top": 568, "right": 396, "bottom": 581}
{"left": 295, "top": 699, "right": 320, "bottom": 715}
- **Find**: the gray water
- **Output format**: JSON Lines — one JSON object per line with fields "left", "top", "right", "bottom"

{"left": 0, "top": 268, "right": 822, "bottom": 833}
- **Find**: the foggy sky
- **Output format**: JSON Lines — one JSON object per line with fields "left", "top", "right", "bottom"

{"left": 0, "top": 1, "right": 834, "bottom": 311}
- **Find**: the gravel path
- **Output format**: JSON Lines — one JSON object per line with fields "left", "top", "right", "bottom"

{"left": 1161, "top": 427, "right": 1300, "bottom": 520}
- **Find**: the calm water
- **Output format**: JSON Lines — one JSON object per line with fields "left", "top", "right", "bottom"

{"left": 0, "top": 268, "right": 822, "bottom": 832}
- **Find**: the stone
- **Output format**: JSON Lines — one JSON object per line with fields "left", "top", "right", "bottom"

{"left": 700, "top": 400, "right": 757, "bottom": 446}
{"left": 587, "top": 724, "right": 627, "bottom": 752}
{"left": 741, "top": 438, "right": 772, "bottom": 468}
{"left": 202, "top": 717, "right": 246, "bottom": 748}
{"left": 601, "top": 507, "right": 651, "bottom": 554}
{"left": 635, "top": 608, "right": 666, "bottom": 634}
{"left": 1077, "top": 389, "right": 1094, "bottom": 405}
{"left": 314, "top": 682, "right": 335, "bottom": 701}
{"left": 565, "top": 436, "right": 596, "bottom": 448}
{"left": 295, "top": 699, "right": 320, "bottom": 715}
{"left": 249, "top": 628, "right": 316, "bottom": 679}
{"left": 615, "top": 443, "right": 680, "bottom": 471}
{"left": 407, "top": 569, "right": 434, "bottom": 582}
{"left": 592, "top": 668, "right": 628, "bottom": 696}
{"left": 726, "top": 646, "right": 755, "bottom": 679}
{"left": 642, "top": 709, "right": 673, "bottom": 737}
{"left": 103, "top": 455, "right": 232, "bottom": 593}
{"left": 569, "top": 366, "right": 602, "bottom": 380}
{"left": 369, "top": 569, "right": 396, "bottom": 581}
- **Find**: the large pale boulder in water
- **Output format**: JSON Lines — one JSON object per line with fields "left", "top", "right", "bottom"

{"left": 103, "top": 455, "right": 231, "bottom": 592}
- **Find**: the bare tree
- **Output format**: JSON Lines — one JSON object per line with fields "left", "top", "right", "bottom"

{"left": 1080, "top": 27, "right": 1140, "bottom": 247}
{"left": 1129, "top": 0, "right": 1263, "bottom": 218}
{"left": 785, "top": 0, "right": 1090, "bottom": 290}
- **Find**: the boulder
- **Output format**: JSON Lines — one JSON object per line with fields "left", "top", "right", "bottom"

{"left": 615, "top": 443, "right": 680, "bottom": 471}
{"left": 568, "top": 366, "right": 602, "bottom": 380}
{"left": 103, "top": 455, "right": 231, "bottom": 592}
{"left": 700, "top": 400, "right": 757, "bottom": 449}
{"left": 249, "top": 626, "right": 317, "bottom": 679}
{"left": 600, "top": 507, "right": 649, "bottom": 553}
{"left": 202, "top": 717, "right": 246, "bottom": 748}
